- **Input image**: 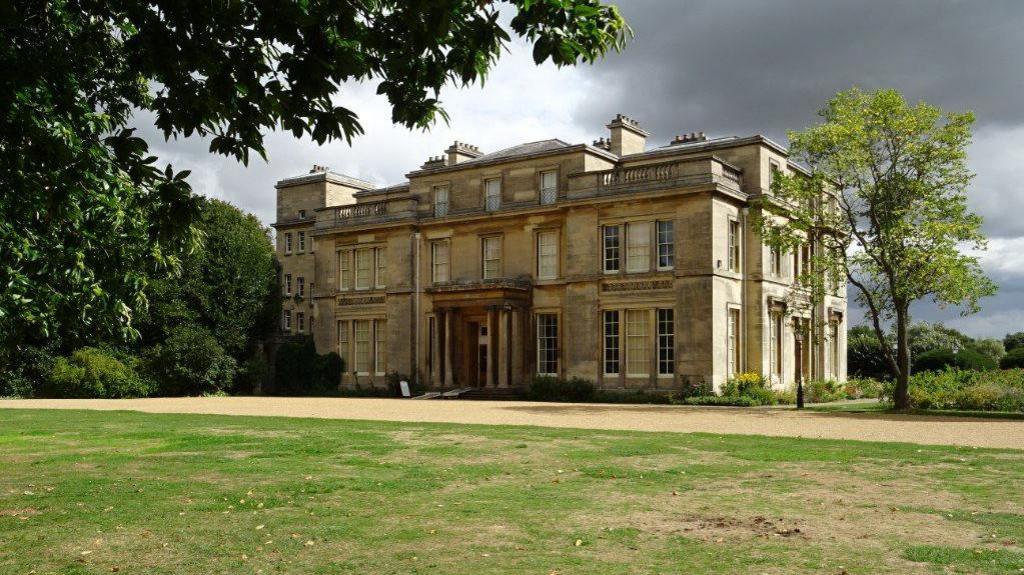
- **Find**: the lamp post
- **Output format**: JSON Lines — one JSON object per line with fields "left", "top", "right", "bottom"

{"left": 794, "top": 322, "right": 805, "bottom": 409}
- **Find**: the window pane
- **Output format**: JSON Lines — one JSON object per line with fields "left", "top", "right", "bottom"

{"left": 297, "top": 277, "right": 305, "bottom": 297}
{"left": 482, "top": 237, "right": 501, "bottom": 279}
{"left": 537, "top": 231, "right": 558, "bottom": 279}
{"left": 540, "top": 171, "right": 557, "bottom": 204}
{"left": 485, "top": 179, "right": 501, "bottom": 211}
{"left": 375, "top": 248, "right": 386, "bottom": 288}
{"left": 432, "top": 241, "right": 450, "bottom": 283}
{"left": 337, "top": 321, "right": 350, "bottom": 368}
{"left": 603, "top": 225, "right": 620, "bottom": 272}
{"left": 339, "top": 251, "right": 352, "bottom": 290}
{"left": 536, "top": 314, "right": 559, "bottom": 375}
{"left": 728, "top": 309, "right": 740, "bottom": 377}
{"left": 728, "top": 221, "right": 740, "bottom": 272}
{"left": 626, "top": 222, "right": 651, "bottom": 273}
{"left": 375, "top": 319, "right": 387, "bottom": 375}
{"left": 434, "top": 185, "right": 449, "bottom": 217}
{"left": 354, "top": 320, "right": 371, "bottom": 374}
{"left": 298, "top": 231, "right": 306, "bottom": 252}
{"left": 625, "top": 309, "right": 649, "bottom": 376}
{"left": 355, "top": 249, "right": 372, "bottom": 289}
{"left": 657, "top": 308, "right": 674, "bottom": 375}
{"left": 657, "top": 221, "right": 674, "bottom": 269}
{"left": 603, "top": 310, "right": 619, "bottom": 375}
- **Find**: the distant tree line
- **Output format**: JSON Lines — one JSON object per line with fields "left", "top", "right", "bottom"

{"left": 848, "top": 322, "right": 1024, "bottom": 380}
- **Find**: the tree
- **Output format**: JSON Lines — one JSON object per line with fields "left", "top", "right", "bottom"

{"left": 1, "top": 0, "right": 630, "bottom": 357}
{"left": 755, "top": 88, "right": 996, "bottom": 409}
{"left": 1004, "top": 332, "right": 1024, "bottom": 353}
{"left": 135, "top": 198, "right": 279, "bottom": 358}
{"left": 847, "top": 325, "right": 892, "bottom": 380}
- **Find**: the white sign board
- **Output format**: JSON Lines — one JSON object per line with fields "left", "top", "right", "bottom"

{"left": 399, "top": 380, "right": 411, "bottom": 398}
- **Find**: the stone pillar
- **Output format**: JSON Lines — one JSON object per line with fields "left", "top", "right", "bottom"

{"left": 500, "top": 307, "right": 512, "bottom": 387}
{"left": 511, "top": 307, "right": 522, "bottom": 386}
{"left": 443, "top": 309, "right": 454, "bottom": 387}
{"left": 486, "top": 307, "right": 496, "bottom": 387}
{"left": 431, "top": 314, "right": 441, "bottom": 386}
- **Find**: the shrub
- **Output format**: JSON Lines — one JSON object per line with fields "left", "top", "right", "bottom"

{"left": 45, "top": 348, "right": 152, "bottom": 398}
{"left": 528, "top": 375, "right": 596, "bottom": 402}
{"left": 902, "top": 368, "right": 1024, "bottom": 412}
{"left": 272, "top": 337, "right": 343, "bottom": 396}
{"left": 0, "top": 344, "right": 58, "bottom": 398}
{"left": 683, "top": 395, "right": 760, "bottom": 407}
{"left": 915, "top": 348, "right": 997, "bottom": 373}
{"left": 803, "top": 379, "right": 846, "bottom": 403}
{"left": 847, "top": 327, "right": 893, "bottom": 380}
{"left": 843, "top": 377, "right": 884, "bottom": 399}
{"left": 233, "top": 356, "right": 269, "bottom": 394}
{"left": 1000, "top": 348, "right": 1024, "bottom": 370}
{"left": 143, "top": 325, "right": 237, "bottom": 396}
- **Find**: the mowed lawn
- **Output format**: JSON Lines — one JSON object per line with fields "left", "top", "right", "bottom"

{"left": 1, "top": 409, "right": 1023, "bottom": 574}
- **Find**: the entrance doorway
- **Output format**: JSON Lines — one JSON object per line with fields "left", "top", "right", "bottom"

{"left": 477, "top": 324, "right": 488, "bottom": 386}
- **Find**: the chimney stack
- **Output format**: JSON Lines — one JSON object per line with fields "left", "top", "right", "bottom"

{"left": 421, "top": 155, "right": 448, "bottom": 170}
{"left": 309, "top": 164, "right": 330, "bottom": 173}
{"left": 605, "top": 114, "right": 649, "bottom": 156}
{"left": 445, "top": 141, "right": 483, "bottom": 165}
{"left": 669, "top": 131, "right": 707, "bottom": 146}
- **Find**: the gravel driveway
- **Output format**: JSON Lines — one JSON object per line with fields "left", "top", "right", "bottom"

{"left": 2, "top": 396, "right": 1021, "bottom": 449}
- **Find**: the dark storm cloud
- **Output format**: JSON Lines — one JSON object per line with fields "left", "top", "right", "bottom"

{"left": 581, "top": 0, "right": 1024, "bottom": 143}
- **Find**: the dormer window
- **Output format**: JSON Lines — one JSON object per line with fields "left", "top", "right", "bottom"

{"left": 540, "top": 170, "right": 558, "bottom": 205}
{"left": 433, "top": 184, "right": 449, "bottom": 217}
{"left": 298, "top": 209, "right": 306, "bottom": 219}
{"left": 484, "top": 178, "right": 501, "bottom": 211}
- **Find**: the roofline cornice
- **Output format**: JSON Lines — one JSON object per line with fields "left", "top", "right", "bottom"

{"left": 275, "top": 171, "right": 375, "bottom": 190}
{"left": 403, "top": 143, "right": 619, "bottom": 179}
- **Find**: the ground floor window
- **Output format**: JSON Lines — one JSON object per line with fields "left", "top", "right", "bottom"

{"left": 625, "top": 309, "right": 649, "bottom": 376}
{"left": 769, "top": 311, "right": 783, "bottom": 382}
{"left": 338, "top": 321, "right": 350, "bottom": 369}
{"left": 657, "top": 309, "right": 674, "bottom": 376}
{"left": 296, "top": 312, "right": 305, "bottom": 333}
{"left": 727, "top": 308, "right": 741, "bottom": 377}
{"left": 603, "top": 310, "right": 620, "bottom": 375}
{"left": 283, "top": 310, "right": 292, "bottom": 331}
{"left": 354, "top": 320, "right": 372, "bottom": 374}
{"left": 374, "top": 319, "right": 386, "bottom": 375}
{"left": 536, "top": 313, "right": 559, "bottom": 376}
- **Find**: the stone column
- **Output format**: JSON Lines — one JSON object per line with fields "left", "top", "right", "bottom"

{"left": 500, "top": 306, "right": 512, "bottom": 387}
{"left": 486, "top": 307, "right": 496, "bottom": 387}
{"left": 511, "top": 307, "right": 522, "bottom": 386}
{"left": 431, "top": 314, "right": 441, "bottom": 386}
{"left": 443, "top": 309, "right": 454, "bottom": 387}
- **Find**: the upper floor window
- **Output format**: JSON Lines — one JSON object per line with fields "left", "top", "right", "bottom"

{"left": 296, "top": 276, "right": 305, "bottom": 297}
{"left": 431, "top": 240, "right": 450, "bottom": 284}
{"left": 282, "top": 309, "right": 292, "bottom": 331}
{"left": 481, "top": 236, "right": 502, "bottom": 279}
{"left": 728, "top": 219, "right": 741, "bottom": 272}
{"left": 298, "top": 231, "right": 306, "bottom": 252}
{"left": 296, "top": 312, "right": 305, "bottom": 332}
{"left": 284, "top": 232, "right": 293, "bottom": 254}
{"left": 603, "top": 225, "right": 621, "bottom": 273}
{"left": 375, "top": 247, "right": 386, "bottom": 289}
{"left": 536, "top": 230, "right": 558, "bottom": 280}
{"left": 484, "top": 178, "right": 501, "bottom": 211}
{"left": 433, "top": 184, "right": 449, "bottom": 217}
{"left": 284, "top": 273, "right": 293, "bottom": 295}
{"left": 339, "top": 249, "right": 352, "bottom": 291}
{"left": 540, "top": 170, "right": 557, "bottom": 205}
{"left": 768, "top": 159, "right": 781, "bottom": 190}
{"left": 770, "top": 245, "right": 782, "bottom": 277}
{"left": 355, "top": 248, "right": 373, "bottom": 290}
{"left": 656, "top": 220, "right": 674, "bottom": 270}
{"left": 626, "top": 222, "right": 651, "bottom": 273}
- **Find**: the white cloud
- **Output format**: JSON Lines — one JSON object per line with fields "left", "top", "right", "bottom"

{"left": 138, "top": 39, "right": 597, "bottom": 225}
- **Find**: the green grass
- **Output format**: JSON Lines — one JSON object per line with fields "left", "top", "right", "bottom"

{"left": 806, "top": 401, "right": 1024, "bottom": 419}
{"left": 2, "top": 409, "right": 1023, "bottom": 574}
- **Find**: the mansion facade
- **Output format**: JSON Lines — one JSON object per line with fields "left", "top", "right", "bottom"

{"left": 272, "top": 115, "right": 847, "bottom": 393}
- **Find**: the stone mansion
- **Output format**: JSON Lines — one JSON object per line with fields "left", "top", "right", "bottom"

{"left": 272, "top": 115, "right": 847, "bottom": 393}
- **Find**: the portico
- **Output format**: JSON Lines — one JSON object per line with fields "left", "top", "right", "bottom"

{"left": 428, "top": 280, "right": 531, "bottom": 388}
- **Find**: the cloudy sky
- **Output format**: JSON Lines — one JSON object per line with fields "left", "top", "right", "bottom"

{"left": 139, "top": 0, "right": 1024, "bottom": 338}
